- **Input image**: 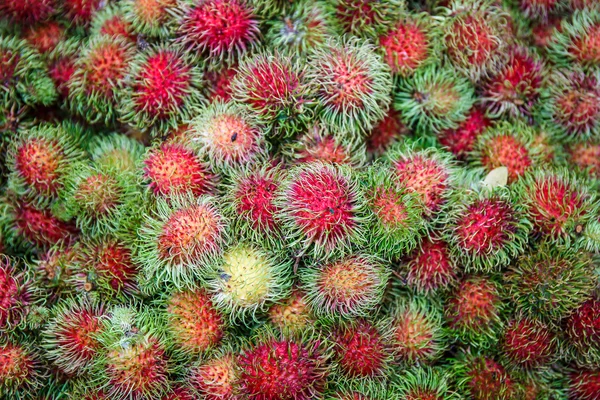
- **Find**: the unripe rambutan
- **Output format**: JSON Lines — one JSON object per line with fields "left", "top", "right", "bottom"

{"left": 188, "top": 350, "right": 239, "bottom": 400}
{"left": 208, "top": 243, "right": 292, "bottom": 321}
{"left": 120, "top": 44, "right": 206, "bottom": 137}
{"left": 136, "top": 194, "right": 226, "bottom": 290}
{"left": 142, "top": 142, "right": 215, "bottom": 199}
{"left": 91, "top": 3, "right": 136, "bottom": 42}
{"left": 176, "top": 0, "right": 260, "bottom": 66}
{"left": 442, "top": 184, "right": 531, "bottom": 272}
{"left": 567, "top": 140, "right": 600, "bottom": 180}
{"left": 566, "top": 298, "right": 600, "bottom": 366}
{"left": 47, "top": 38, "right": 80, "bottom": 99}
{"left": 163, "top": 287, "right": 225, "bottom": 355}
{"left": 394, "top": 64, "right": 475, "bottom": 135}
{"left": 122, "top": 0, "right": 177, "bottom": 38}
{"left": 62, "top": 0, "right": 103, "bottom": 26}
{"left": 232, "top": 50, "right": 313, "bottom": 138}
{"left": 438, "top": 106, "right": 491, "bottom": 161}
{"left": 331, "top": 318, "right": 392, "bottom": 378}
{"left": 277, "top": 162, "right": 368, "bottom": 259}
{"left": 481, "top": 47, "right": 544, "bottom": 118}
{"left": 237, "top": 330, "right": 329, "bottom": 400}
{"left": 438, "top": 0, "right": 511, "bottom": 81}
{"left": 385, "top": 144, "right": 457, "bottom": 216}
{"left": 452, "top": 350, "right": 517, "bottom": 400}
{"left": 392, "top": 366, "right": 457, "bottom": 400}
{"left": 0, "top": 340, "right": 45, "bottom": 399}
{"left": 390, "top": 297, "right": 446, "bottom": 365}
{"left": 333, "top": 0, "right": 406, "bottom": 38}
{"left": 42, "top": 298, "right": 106, "bottom": 376}
{"left": 361, "top": 164, "right": 426, "bottom": 260}
{"left": 365, "top": 109, "right": 410, "bottom": 158}
{"left": 0, "top": 255, "right": 33, "bottom": 332}
{"left": 0, "top": 0, "right": 55, "bottom": 25}
{"left": 89, "top": 133, "right": 144, "bottom": 174}
{"left": 189, "top": 101, "right": 266, "bottom": 169}
{"left": 379, "top": 12, "right": 442, "bottom": 76}
{"left": 23, "top": 21, "right": 64, "bottom": 54}
{"left": 548, "top": 10, "right": 600, "bottom": 69}
{"left": 68, "top": 36, "right": 136, "bottom": 125}
{"left": 569, "top": 368, "right": 600, "bottom": 400}
{"left": 325, "top": 378, "right": 390, "bottom": 400}
{"left": 302, "top": 254, "right": 389, "bottom": 319}
{"left": 307, "top": 36, "right": 392, "bottom": 140}
{"left": 445, "top": 275, "right": 501, "bottom": 346}
{"left": 269, "top": 289, "right": 315, "bottom": 332}
{"left": 502, "top": 317, "right": 557, "bottom": 370}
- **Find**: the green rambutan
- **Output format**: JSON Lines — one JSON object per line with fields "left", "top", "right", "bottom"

{"left": 176, "top": 0, "right": 260, "bottom": 66}
{"left": 32, "top": 241, "right": 78, "bottom": 301}
{"left": 187, "top": 350, "right": 239, "bottom": 400}
{"left": 365, "top": 109, "right": 410, "bottom": 158}
{"left": 301, "top": 254, "right": 389, "bottom": 319}
{"left": 277, "top": 162, "right": 368, "bottom": 259}
{"left": 122, "top": 0, "right": 177, "bottom": 38}
{"left": 505, "top": 242, "right": 595, "bottom": 325}
{"left": 333, "top": 0, "right": 406, "bottom": 38}
{"left": 307, "top": 36, "right": 392, "bottom": 140}
{"left": 361, "top": 163, "right": 426, "bottom": 260}
{"left": 324, "top": 378, "right": 390, "bottom": 400}
{"left": 189, "top": 100, "right": 266, "bottom": 169}
{"left": 394, "top": 64, "right": 475, "bottom": 135}
{"left": 392, "top": 366, "right": 457, "bottom": 400}
{"left": 268, "top": 289, "right": 315, "bottom": 332}
{"left": 89, "top": 133, "right": 145, "bottom": 174}
{"left": 548, "top": 9, "right": 600, "bottom": 69}
{"left": 68, "top": 36, "right": 136, "bottom": 125}
{"left": 452, "top": 350, "right": 517, "bottom": 400}
{"left": 0, "top": 0, "right": 56, "bottom": 25}
{"left": 0, "top": 340, "right": 45, "bottom": 399}
{"left": 569, "top": 368, "right": 600, "bottom": 399}
{"left": 565, "top": 298, "right": 600, "bottom": 366}
{"left": 120, "top": 44, "right": 206, "bottom": 137}
{"left": 135, "top": 193, "right": 227, "bottom": 290}
{"left": 0, "top": 255, "right": 34, "bottom": 332}
{"left": 501, "top": 316, "right": 558, "bottom": 370}
{"left": 41, "top": 297, "right": 106, "bottom": 376}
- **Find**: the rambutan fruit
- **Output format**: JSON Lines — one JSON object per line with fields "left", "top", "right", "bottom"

{"left": 6, "top": 122, "right": 85, "bottom": 202}
{"left": 268, "top": 289, "right": 315, "bottom": 332}
{"left": 481, "top": 47, "right": 544, "bottom": 118}
{"left": 91, "top": 3, "right": 136, "bottom": 42}
{"left": 61, "top": 0, "right": 103, "bottom": 26}
{"left": 41, "top": 298, "right": 106, "bottom": 376}
{"left": 566, "top": 298, "right": 600, "bottom": 366}
{"left": 0, "top": 0, "right": 55, "bottom": 25}
{"left": 266, "top": 0, "right": 336, "bottom": 55}
{"left": 365, "top": 109, "right": 410, "bottom": 158}
{"left": 505, "top": 242, "right": 594, "bottom": 325}
{"left": 548, "top": 9, "right": 600, "bottom": 69}
{"left": 361, "top": 164, "right": 426, "bottom": 260}
{"left": 445, "top": 275, "right": 502, "bottom": 346}
{"left": 394, "top": 64, "right": 475, "bottom": 135}
{"left": 516, "top": 168, "right": 599, "bottom": 247}
{"left": 389, "top": 297, "right": 446, "bottom": 365}
{"left": 333, "top": 0, "right": 406, "bottom": 38}
{"left": 176, "top": 0, "right": 260, "bottom": 66}
{"left": 437, "top": 0, "right": 511, "bottom": 81}
{"left": 68, "top": 36, "right": 136, "bottom": 125}
{"left": 0, "top": 35, "right": 57, "bottom": 107}
{"left": 23, "top": 21, "right": 64, "bottom": 54}
{"left": 442, "top": 183, "right": 532, "bottom": 272}
{"left": 204, "top": 65, "right": 237, "bottom": 103}
{"left": 501, "top": 317, "right": 557, "bottom": 370}
{"left": 162, "top": 287, "right": 225, "bottom": 355}
{"left": 135, "top": 193, "right": 226, "bottom": 290}
{"left": 0, "top": 255, "right": 34, "bottom": 332}
{"left": 379, "top": 12, "right": 442, "bottom": 76}
{"left": 438, "top": 106, "right": 491, "bottom": 161}
{"left": 237, "top": 329, "right": 329, "bottom": 400}
{"left": 189, "top": 101, "right": 266, "bottom": 169}
{"left": 120, "top": 44, "right": 205, "bottom": 138}
{"left": 392, "top": 366, "right": 457, "bottom": 400}
{"left": 122, "top": 0, "right": 177, "bottom": 38}
{"left": 47, "top": 37, "right": 80, "bottom": 99}
{"left": 567, "top": 140, "right": 600, "bottom": 180}
{"left": 89, "top": 133, "right": 145, "bottom": 174}
{"left": 516, "top": 0, "right": 564, "bottom": 21}
{"left": 222, "top": 161, "right": 284, "bottom": 247}
{"left": 385, "top": 144, "right": 457, "bottom": 216}
{"left": 469, "top": 120, "right": 543, "bottom": 183}
{"left": 452, "top": 350, "right": 517, "bottom": 400}
{"left": 569, "top": 368, "right": 600, "bottom": 400}
{"left": 32, "top": 241, "right": 78, "bottom": 301}
{"left": 0, "top": 340, "right": 45, "bottom": 399}
{"left": 142, "top": 141, "right": 215, "bottom": 199}
{"left": 232, "top": 50, "right": 313, "bottom": 138}
{"left": 208, "top": 242, "right": 293, "bottom": 322}
{"left": 538, "top": 68, "right": 600, "bottom": 142}
{"left": 188, "top": 350, "right": 239, "bottom": 400}
{"left": 307, "top": 36, "right": 392, "bottom": 141}
{"left": 301, "top": 254, "right": 389, "bottom": 319}
{"left": 330, "top": 318, "right": 392, "bottom": 379}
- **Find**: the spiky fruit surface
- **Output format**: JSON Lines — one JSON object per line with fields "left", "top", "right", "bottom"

{"left": 24, "top": 21, "right": 64, "bottom": 54}
{"left": 0, "top": 0, "right": 55, "bottom": 24}
{"left": 302, "top": 254, "right": 389, "bottom": 318}
{"left": 164, "top": 288, "right": 224, "bottom": 354}
{"left": 379, "top": 12, "right": 441, "bottom": 76}
{"left": 0, "top": 341, "right": 43, "bottom": 399}
{"left": 452, "top": 351, "right": 517, "bottom": 400}
{"left": 443, "top": 185, "right": 531, "bottom": 272}
{"left": 517, "top": 0, "right": 563, "bottom": 21}
{"left": 438, "top": 107, "right": 491, "bottom": 161}
{"left": 238, "top": 332, "right": 328, "bottom": 400}
{"left": 122, "top": 0, "right": 176, "bottom": 38}
{"left": 269, "top": 289, "right": 314, "bottom": 332}
{"left": 62, "top": 0, "right": 102, "bottom": 25}
{"left": 570, "top": 369, "right": 600, "bottom": 400}
{"left": 188, "top": 352, "right": 238, "bottom": 400}
{"left": 190, "top": 101, "right": 265, "bottom": 169}
{"left": 566, "top": 298, "right": 600, "bottom": 366}
{"left": 232, "top": 50, "right": 313, "bottom": 137}
{"left": 333, "top": 0, "right": 405, "bottom": 38}
{"left": 548, "top": 10, "right": 600, "bottom": 69}
{"left": 0, "top": 256, "right": 32, "bottom": 331}
{"left": 91, "top": 4, "right": 136, "bottom": 42}
{"left": 365, "top": 109, "right": 410, "bottom": 157}
{"left": 68, "top": 36, "right": 136, "bottom": 125}
{"left": 386, "top": 144, "right": 456, "bottom": 215}
{"left": 568, "top": 140, "right": 600, "bottom": 180}
{"left": 177, "top": 0, "right": 260, "bottom": 65}
{"left": 205, "top": 65, "right": 237, "bottom": 103}
{"left": 142, "top": 142, "right": 214, "bottom": 198}
{"left": 393, "top": 366, "right": 456, "bottom": 400}
{"left": 502, "top": 317, "right": 557, "bottom": 370}
{"left": 89, "top": 133, "right": 144, "bottom": 174}
{"left": 307, "top": 36, "right": 392, "bottom": 140}
{"left": 42, "top": 298, "right": 105, "bottom": 376}
{"left": 331, "top": 318, "right": 391, "bottom": 378}
{"left": 402, "top": 237, "right": 457, "bottom": 295}
{"left": 120, "top": 44, "right": 205, "bottom": 137}
{"left": 47, "top": 38, "right": 80, "bottom": 99}
{"left": 277, "top": 162, "right": 367, "bottom": 259}
{"left": 470, "top": 120, "right": 542, "bottom": 183}
{"left": 362, "top": 164, "right": 425, "bottom": 259}
{"left": 438, "top": 0, "right": 511, "bottom": 81}
{"left": 33, "top": 242, "right": 77, "bottom": 301}
{"left": 136, "top": 194, "right": 226, "bottom": 290}
{"left": 395, "top": 65, "right": 475, "bottom": 135}
{"left": 208, "top": 243, "right": 292, "bottom": 321}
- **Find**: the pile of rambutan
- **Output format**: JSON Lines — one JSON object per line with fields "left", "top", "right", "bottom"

{"left": 2, "top": 0, "right": 600, "bottom": 399}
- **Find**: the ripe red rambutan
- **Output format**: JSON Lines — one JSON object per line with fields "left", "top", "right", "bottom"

{"left": 0, "top": 256, "right": 33, "bottom": 332}
{"left": 0, "top": 0, "right": 55, "bottom": 25}
{"left": 502, "top": 317, "right": 557, "bottom": 369}
{"left": 439, "top": 107, "right": 491, "bottom": 161}
{"left": 452, "top": 351, "right": 517, "bottom": 400}
{"left": 269, "top": 289, "right": 314, "bottom": 332}
{"left": 365, "top": 109, "right": 410, "bottom": 158}
{"left": 402, "top": 237, "right": 458, "bottom": 295}
{"left": 334, "top": 0, "right": 405, "bottom": 38}
{"left": 518, "top": 0, "right": 563, "bottom": 21}
{"left": 548, "top": 10, "right": 600, "bottom": 69}
{"left": 568, "top": 140, "right": 600, "bottom": 180}
{"left": 205, "top": 65, "right": 238, "bottom": 103}
{"left": 188, "top": 351, "right": 239, "bottom": 400}
{"left": 47, "top": 38, "right": 80, "bottom": 99}
{"left": 62, "top": 0, "right": 103, "bottom": 25}
{"left": 566, "top": 298, "right": 600, "bottom": 365}
{"left": 161, "top": 386, "right": 196, "bottom": 400}
{"left": 122, "top": 0, "right": 177, "bottom": 38}
{"left": 0, "top": 340, "right": 44, "bottom": 398}
{"left": 569, "top": 368, "right": 600, "bottom": 400}
{"left": 23, "top": 21, "right": 64, "bottom": 54}
{"left": 91, "top": 4, "right": 137, "bottom": 42}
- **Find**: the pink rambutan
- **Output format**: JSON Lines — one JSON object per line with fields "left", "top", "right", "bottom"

{"left": 188, "top": 352, "right": 239, "bottom": 400}
{"left": 205, "top": 65, "right": 238, "bottom": 103}
{"left": 438, "top": 107, "right": 491, "bottom": 161}
{"left": 403, "top": 237, "right": 457, "bottom": 295}
{"left": 569, "top": 369, "right": 600, "bottom": 400}
{"left": 502, "top": 317, "right": 557, "bottom": 369}
{"left": 0, "top": 0, "right": 56, "bottom": 25}
{"left": 0, "top": 256, "right": 33, "bottom": 331}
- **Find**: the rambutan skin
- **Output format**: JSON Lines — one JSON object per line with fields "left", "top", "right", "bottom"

{"left": 0, "top": 255, "right": 33, "bottom": 332}
{"left": 502, "top": 317, "right": 557, "bottom": 370}
{"left": 0, "top": 0, "right": 56, "bottom": 25}
{"left": 188, "top": 351, "right": 239, "bottom": 400}
{"left": 402, "top": 236, "right": 458, "bottom": 295}
{"left": 0, "top": 340, "right": 45, "bottom": 399}
{"left": 333, "top": 0, "right": 405, "bottom": 38}
{"left": 566, "top": 298, "right": 600, "bottom": 366}
{"left": 438, "top": 106, "right": 491, "bottom": 161}
{"left": 452, "top": 350, "right": 517, "bottom": 400}
{"left": 547, "top": 9, "right": 600, "bottom": 69}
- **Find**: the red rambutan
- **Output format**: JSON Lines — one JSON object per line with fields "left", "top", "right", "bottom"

{"left": 47, "top": 38, "right": 80, "bottom": 99}
{"left": 269, "top": 289, "right": 314, "bottom": 332}
{"left": 453, "top": 351, "right": 517, "bottom": 400}
{"left": 502, "top": 317, "right": 557, "bottom": 369}
{"left": 566, "top": 298, "right": 600, "bottom": 365}
{"left": 91, "top": 4, "right": 137, "bottom": 42}
{"left": 121, "top": 0, "right": 177, "bottom": 38}
{"left": 23, "top": 21, "right": 64, "bottom": 54}
{"left": 334, "top": 0, "right": 405, "bottom": 38}
{"left": 205, "top": 65, "right": 238, "bottom": 103}
{"left": 568, "top": 140, "right": 600, "bottom": 180}
{"left": 518, "top": 0, "right": 563, "bottom": 21}
{"left": 548, "top": 10, "right": 600, "bottom": 69}
{"left": 438, "top": 107, "right": 491, "bottom": 161}
{"left": 62, "top": 0, "right": 103, "bottom": 25}
{"left": 365, "top": 109, "right": 410, "bottom": 158}
{"left": 0, "top": 0, "right": 56, "bottom": 25}
{"left": 0, "top": 256, "right": 33, "bottom": 332}
{"left": 570, "top": 369, "right": 600, "bottom": 400}
{"left": 402, "top": 237, "right": 457, "bottom": 295}
{"left": 0, "top": 341, "right": 44, "bottom": 398}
